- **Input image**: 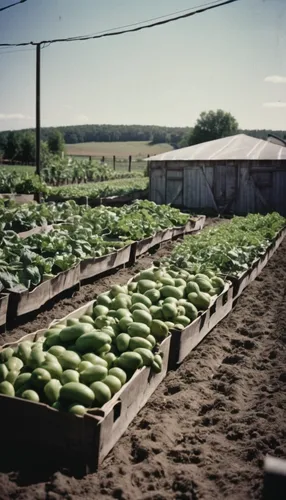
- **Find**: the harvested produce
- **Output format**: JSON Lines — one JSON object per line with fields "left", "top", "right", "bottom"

{"left": 0, "top": 258, "right": 226, "bottom": 414}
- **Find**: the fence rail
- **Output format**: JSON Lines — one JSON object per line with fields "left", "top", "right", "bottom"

{"left": 0, "top": 154, "right": 150, "bottom": 172}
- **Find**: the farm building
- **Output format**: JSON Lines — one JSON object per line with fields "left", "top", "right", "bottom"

{"left": 147, "top": 133, "right": 286, "bottom": 215}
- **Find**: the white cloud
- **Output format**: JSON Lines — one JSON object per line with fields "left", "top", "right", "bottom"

{"left": 263, "top": 102, "right": 286, "bottom": 108}
{"left": 75, "top": 114, "right": 89, "bottom": 122}
{"left": 0, "top": 113, "right": 32, "bottom": 120}
{"left": 63, "top": 105, "right": 72, "bottom": 110}
{"left": 264, "top": 75, "right": 286, "bottom": 84}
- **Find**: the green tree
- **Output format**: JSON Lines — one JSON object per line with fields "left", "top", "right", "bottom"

{"left": 4, "top": 131, "right": 22, "bottom": 160}
{"left": 188, "top": 109, "right": 239, "bottom": 146}
{"left": 47, "top": 130, "right": 65, "bottom": 155}
{"left": 20, "top": 132, "right": 36, "bottom": 163}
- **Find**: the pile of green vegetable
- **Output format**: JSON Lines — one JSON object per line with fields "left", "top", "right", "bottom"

{"left": 0, "top": 264, "right": 225, "bottom": 414}
{"left": 168, "top": 212, "right": 286, "bottom": 277}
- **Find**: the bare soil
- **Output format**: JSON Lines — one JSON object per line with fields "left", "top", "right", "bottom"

{"left": 0, "top": 226, "right": 285, "bottom": 500}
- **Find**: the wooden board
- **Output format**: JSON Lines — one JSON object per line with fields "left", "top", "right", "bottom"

{"left": 80, "top": 245, "right": 131, "bottom": 282}
{"left": 135, "top": 216, "right": 206, "bottom": 258}
{"left": 0, "top": 293, "right": 9, "bottom": 329}
{"left": 168, "top": 283, "right": 233, "bottom": 369}
{"left": 7, "top": 265, "right": 80, "bottom": 318}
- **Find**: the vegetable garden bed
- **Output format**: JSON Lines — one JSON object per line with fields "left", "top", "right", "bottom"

{"left": 229, "top": 225, "right": 286, "bottom": 301}
{"left": 46, "top": 189, "right": 148, "bottom": 207}
{"left": 0, "top": 215, "right": 204, "bottom": 324}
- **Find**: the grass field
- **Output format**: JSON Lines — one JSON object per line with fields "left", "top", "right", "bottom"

{"left": 65, "top": 141, "right": 172, "bottom": 159}
{"left": 0, "top": 141, "right": 171, "bottom": 175}
{"left": 0, "top": 164, "right": 35, "bottom": 174}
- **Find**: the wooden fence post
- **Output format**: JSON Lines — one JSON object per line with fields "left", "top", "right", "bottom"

{"left": 101, "top": 156, "right": 105, "bottom": 164}
{"left": 128, "top": 155, "right": 132, "bottom": 172}
{"left": 113, "top": 155, "right": 116, "bottom": 170}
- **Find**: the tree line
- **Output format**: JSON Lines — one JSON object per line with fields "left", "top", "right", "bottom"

{"left": 0, "top": 130, "right": 65, "bottom": 163}
{"left": 0, "top": 114, "right": 285, "bottom": 163}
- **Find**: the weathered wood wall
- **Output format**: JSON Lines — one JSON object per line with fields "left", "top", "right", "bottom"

{"left": 149, "top": 160, "right": 286, "bottom": 215}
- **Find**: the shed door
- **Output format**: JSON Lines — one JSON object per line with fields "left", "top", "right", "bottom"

{"left": 166, "top": 169, "right": 183, "bottom": 206}
{"left": 150, "top": 166, "right": 166, "bottom": 205}
{"left": 213, "top": 165, "right": 238, "bottom": 211}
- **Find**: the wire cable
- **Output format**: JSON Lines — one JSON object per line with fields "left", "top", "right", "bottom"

{"left": 0, "top": 0, "right": 27, "bottom": 13}
{"left": 0, "top": 0, "right": 241, "bottom": 47}
{"left": 75, "top": 0, "right": 226, "bottom": 40}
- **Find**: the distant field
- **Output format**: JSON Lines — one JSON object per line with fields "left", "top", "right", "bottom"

{"left": 65, "top": 141, "right": 173, "bottom": 159}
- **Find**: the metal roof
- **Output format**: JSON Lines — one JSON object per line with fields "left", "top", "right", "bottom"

{"left": 146, "top": 133, "right": 286, "bottom": 161}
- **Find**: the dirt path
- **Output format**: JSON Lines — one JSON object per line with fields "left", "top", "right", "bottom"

{"left": 2, "top": 220, "right": 285, "bottom": 500}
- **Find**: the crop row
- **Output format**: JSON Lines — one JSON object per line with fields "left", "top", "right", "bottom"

{"left": 0, "top": 160, "right": 145, "bottom": 194}
{"left": 46, "top": 177, "right": 148, "bottom": 200}
{"left": 41, "top": 157, "right": 145, "bottom": 185}
{"left": 167, "top": 212, "right": 285, "bottom": 276}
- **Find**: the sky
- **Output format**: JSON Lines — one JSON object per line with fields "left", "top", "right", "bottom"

{"left": 0, "top": 0, "right": 285, "bottom": 132}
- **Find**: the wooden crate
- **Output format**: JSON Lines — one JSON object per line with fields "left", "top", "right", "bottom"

{"left": 135, "top": 215, "right": 206, "bottom": 258}
{"left": 7, "top": 264, "right": 80, "bottom": 318}
{"left": 80, "top": 245, "right": 131, "bottom": 282}
{"left": 0, "top": 293, "right": 9, "bottom": 330}
{"left": 0, "top": 322, "right": 170, "bottom": 475}
{"left": 168, "top": 283, "right": 233, "bottom": 370}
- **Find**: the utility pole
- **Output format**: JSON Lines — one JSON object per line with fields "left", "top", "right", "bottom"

{"left": 35, "top": 43, "right": 41, "bottom": 176}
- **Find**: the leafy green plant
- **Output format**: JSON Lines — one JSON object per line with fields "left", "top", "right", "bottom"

{"left": 168, "top": 212, "right": 286, "bottom": 276}
{"left": 0, "top": 200, "right": 192, "bottom": 292}
{"left": 47, "top": 177, "right": 148, "bottom": 200}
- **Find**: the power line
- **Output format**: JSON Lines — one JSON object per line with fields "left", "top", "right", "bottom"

{"left": 0, "top": 0, "right": 241, "bottom": 48}
{"left": 77, "top": 0, "right": 226, "bottom": 39}
{"left": 0, "top": 0, "right": 27, "bottom": 13}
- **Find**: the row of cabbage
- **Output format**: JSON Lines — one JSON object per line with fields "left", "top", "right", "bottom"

{"left": 0, "top": 200, "right": 190, "bottom": 293}
{"left": 0, "top": 212, "right": 284, "bottom": 416}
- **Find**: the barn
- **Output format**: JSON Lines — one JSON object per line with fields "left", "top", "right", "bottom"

{"left": 147, "top": 133, "right": 286, "bottom": 215}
